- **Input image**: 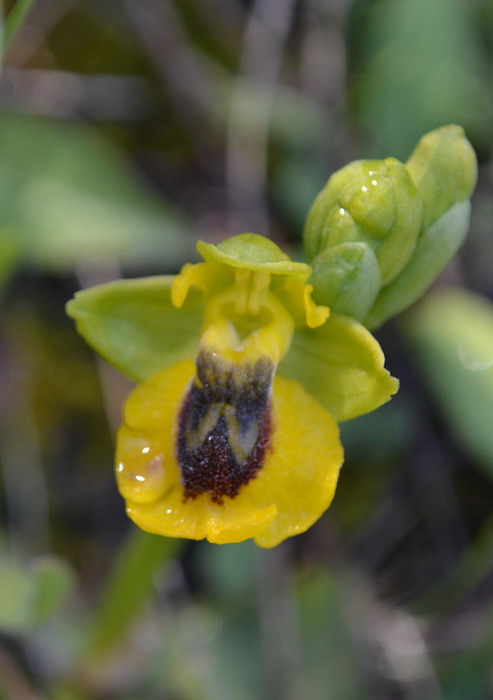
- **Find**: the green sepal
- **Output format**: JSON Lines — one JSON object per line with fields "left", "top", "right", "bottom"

{"left": 304, "top": 157, "right": 422, "bottom": 285}
{"left": 279, "top": 313, "right": 399, "bottom": 422}
{"left": 198, "top": 233, "right": 310, "bottom": 277}
{"left": 310, "top": 242, "right": 381, "bottom": 321}
{"left": 365, "top": 201, "right": 471, "bottom": 330}
{"left": 66, "top": 277, "right": 203, "bottom": 382}
{"left": 406, "top": 124, "right": 477, "bottom": 231}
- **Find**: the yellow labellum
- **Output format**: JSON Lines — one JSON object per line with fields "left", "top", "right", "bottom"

{"left": 116, "top": 360, "right": 343, "bottom": 548}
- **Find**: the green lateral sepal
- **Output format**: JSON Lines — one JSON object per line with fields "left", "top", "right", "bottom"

{"left": 279, "top": 312, "right": 399, "bottom": 423}
{"left": 66, "top": 276, "right": 203, "bottom": 382}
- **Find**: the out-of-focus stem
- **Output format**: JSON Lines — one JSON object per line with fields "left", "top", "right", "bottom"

{"left": 83, "top": 527, "right": 182, "bottom": 658}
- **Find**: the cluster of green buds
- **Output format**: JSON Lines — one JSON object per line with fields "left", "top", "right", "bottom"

{"left": 304, "top": 125, "right": 477, "bottom": 329}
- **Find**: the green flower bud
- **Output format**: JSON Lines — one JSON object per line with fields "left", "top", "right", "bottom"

{"left": 310, "top": 242, "right": 381, "bottom": 321}
{"left": 406, "top": 125, "right": 477, "bottom": 231}
{"left": 364, "top": 126, "right": 478, "bottom": 329}
{"left": 304, "top": 158, "right": 422, "bottom": 286}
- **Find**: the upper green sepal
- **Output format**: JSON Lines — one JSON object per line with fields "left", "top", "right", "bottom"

{"left": 198, "top": 233, "right": 310, "bottom": 277}
{"left": 66, "top": 277, "right": 202, "bottom": 382}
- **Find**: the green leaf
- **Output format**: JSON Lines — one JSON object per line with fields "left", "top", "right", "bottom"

{"left": 30, "top": 556, "right": 75, "bottom": 624}
{"left": 279, "top": 313, "right": 399, "bottom": 422}
{"left": 0, "top": 114, "right": 192, "bottom": 271}
{"left": 0, "top": 555, "right": 74, "bottom": 633}
{"left": 366, "top": 202, "right": 471, "bottom": 330}
{"left": 67, "top": 276, "right": 203, "bottom": 382}
{"left": 0, "top": 559, "right": 37, "bottom": 632}
{"left": 0, "top": 226, "right": 23, "bottom": 290}
{"left": 348, "top": 0, "right": 483, "bottom": 157}
{"left": 403, "top": 287, "right": 493, "bottom": 476}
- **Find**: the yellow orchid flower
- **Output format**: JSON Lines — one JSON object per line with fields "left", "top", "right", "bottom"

{"left": 67, "top": 234, "right": 398, "bottom": 548}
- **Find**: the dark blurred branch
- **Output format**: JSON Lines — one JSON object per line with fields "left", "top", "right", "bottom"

{"left": 0, "top": 645, "right": 42, "bottom": 700}
{"left": 226, "top": 0, "right": 297, "bottom": 237}
{"left": 2, "top": 69, "right": 154, "bottom": 119}
{"left": 256, "top": 543, "right": 306, "bottom": 700}
{"left": 300, "top": 0, "right": 347, "bottom": 109}
{"left": 358, "top": 596, "right": 444, "bottom": 700}
{"left": 0, "top": 338, "right": 50, "bottom": 555}
{"left": 3, "top": 0, "right": 70, "bottom": 66}
{"left": 124, "top": 0, "right": 221, "bottom": 175}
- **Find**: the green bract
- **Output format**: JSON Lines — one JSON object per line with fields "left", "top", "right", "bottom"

{"left": 303, "top": 125, "right": 477, "bottom": 329}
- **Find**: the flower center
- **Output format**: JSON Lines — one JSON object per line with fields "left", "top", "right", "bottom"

{"left": 177, "top": 350, "right": 273, "bottom": 503}
{"left": 176, "top": 276, "right": 295, "bottom": 503}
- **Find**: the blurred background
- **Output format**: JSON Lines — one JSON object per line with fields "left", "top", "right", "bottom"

{"left": 1, "top": 0, "right": 493, "bottom": 698}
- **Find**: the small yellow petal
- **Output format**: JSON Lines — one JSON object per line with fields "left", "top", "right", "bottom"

{"left": 171, "top": 262, "right": 231, "bottom": 308}
{"left": 303, "top": 284, "right": 330, "bottom": 328}
{"left": 275, "top": 276, "right": 329, "bottom": 329}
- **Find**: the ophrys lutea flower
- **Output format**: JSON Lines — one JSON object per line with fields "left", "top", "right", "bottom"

{"left": 67, "top": 234, "right": 398, "bottom": 547}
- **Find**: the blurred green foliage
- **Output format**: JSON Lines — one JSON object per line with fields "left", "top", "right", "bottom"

{"left": 405, "top": 288, "right": 493, "bottom": 477}
{"left": 1, "top": 0, "right": 493, "bottom": 698}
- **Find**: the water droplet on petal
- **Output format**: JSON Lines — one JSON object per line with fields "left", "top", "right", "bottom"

{"left": 115, "top": 437, "right": 168, "bottom": 503}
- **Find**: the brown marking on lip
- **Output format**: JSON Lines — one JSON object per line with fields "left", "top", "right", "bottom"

{"left": 176, "top": 350, "right": 274, "bottom": 503}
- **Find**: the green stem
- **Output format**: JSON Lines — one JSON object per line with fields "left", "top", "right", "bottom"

{"left": 83, "top": 527, "right": 182, "bottom": 657}
{"left": 3, "top": 0, "right": 36, "bottom": 53}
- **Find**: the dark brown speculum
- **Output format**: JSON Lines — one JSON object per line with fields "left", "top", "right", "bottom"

{"left": 176, "top": 350, "right": 274, "bottom": 503}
